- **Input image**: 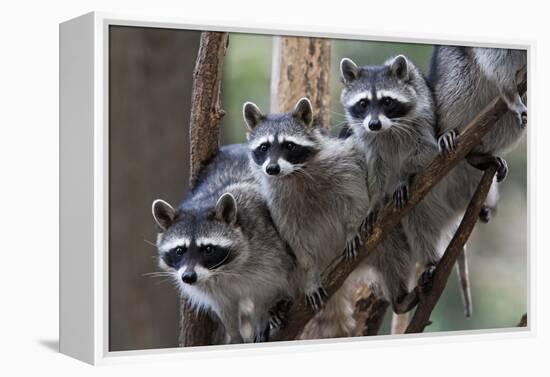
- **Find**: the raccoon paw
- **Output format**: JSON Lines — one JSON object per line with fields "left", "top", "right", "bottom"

{"left": 362, "top": 209, "right": 379, "bottom": 236}
{"left": 418, "top": 265, "right": 437, "bottom": 294}
{"left": 268, "top": 299, "right": 292, "bottom": 330}
{"left": 343, "top": 236, "right": 360, "bottom": 260}
{"left": 305, "top": 286, "right": 328, "bottom": 312}
{"left": 438, "top": 129, "right": 459, "bottom": 155}
{"left": 478, "top": 205, "right": 491, "bottom": 223}
{"left": 393, "top": 182, "right": 410, "bottom": 210}
{"left": 466, "top": 154, "right": 508, "bottom": 182}
{"left": 269, "top": 313, "right": 284, "bottom": 330}
{"left": 494, "top": 157, "right": 508, "bottom": 182}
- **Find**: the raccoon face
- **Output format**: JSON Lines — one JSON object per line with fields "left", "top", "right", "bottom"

{"left": 340, "top": 56, "right": 416, "bottom": 134}
{"left": 243, "top": 98, "right": 319, "bottom": 177}
{"left": 152, "top": 194, "right": 242, "bottom": 287}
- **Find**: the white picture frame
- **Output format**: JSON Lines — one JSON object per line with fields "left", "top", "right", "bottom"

{"left": 59, "top": 11, "right": 534, "bottom": 365}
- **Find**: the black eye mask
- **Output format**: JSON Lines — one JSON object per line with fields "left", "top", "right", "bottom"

{"left": 201, "top": 245, "right": 235, "bottom": 270}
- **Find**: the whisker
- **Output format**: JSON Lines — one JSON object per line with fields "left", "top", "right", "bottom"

{"left": 144, "top": 239, "right": 157, "bottom": 247}
{"left": 330, "top": 110, "right": 348, "bottom": 117}
{"left": 331, "top": 120, "right": 349, "bottom": 129}
{"left": 154, "top": 277, "right": 177, "bottom": 286}
{"left": 143, "top": 272, "right": 173, "bottom": 278}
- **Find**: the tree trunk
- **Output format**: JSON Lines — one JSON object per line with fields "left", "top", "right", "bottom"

{"left": 179, "top": 31, "right": 229, "bottom": 347}
{"left": 270, "top": 36, "right": 332, "bottom": 127}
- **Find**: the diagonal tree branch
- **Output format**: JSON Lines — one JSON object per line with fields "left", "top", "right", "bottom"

{"left": 405, "top": 165, "right": 497, "bottom": 333}
{"left": 179, "top": 31, "right": 229, "bottom": 347}
{"left": 273, "top": 66, "right": 527, "bottom": 341}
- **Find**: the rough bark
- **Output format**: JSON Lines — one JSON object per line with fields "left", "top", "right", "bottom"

{"left": 188, "top": 32, "right": 229, "bottom": 186}
{"left": 405, "top": 166, "right": 497, "bottom": 333}
{"left": 179, "top": 31, "right": 229, "bottom": 347}
{"left": 270, "top": 36, "right": 332, "bottom": 126}
{"left": 273, "top": 67, "right": 527, "bottom": 341}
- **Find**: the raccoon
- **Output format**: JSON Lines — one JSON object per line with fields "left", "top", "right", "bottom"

{"left": 152, "top": 144, "right": 296, "bottom": 343}
{"left": 244, "top": 98, "right": 417, "bottom": 337}
{"left": 430, "top": 46, "right": 526, "bottom": 220}
{"left": 431, "top": 46, "right": 527, "bottom": 157}
{"left": 340, "top": 55, "right": 479, "bottom": 317}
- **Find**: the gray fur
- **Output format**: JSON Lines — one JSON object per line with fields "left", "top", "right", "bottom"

{"left": 430, "top": 47, "right": 526, "bottom": 314}
{"left": 245, "top": 98, "right": 415, "bottom": 337}
{"left": 152, "top": 144, "right": 296, "bottom": 343}
{"left": 431, "top": 46, "right": 527, "bottom": 155}
{"left": 340, "top": 55, "right": 479, "bottom": 316}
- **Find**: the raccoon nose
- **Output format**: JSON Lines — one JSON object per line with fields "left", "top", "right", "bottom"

{"left": 181, "top": 270, "right": 197, "bottom": 284}
{"left": 266, "top": 164, "right": 281, "bottom": 175}
{"left": 368, "top": 119, "right": 382, "bottom": 131}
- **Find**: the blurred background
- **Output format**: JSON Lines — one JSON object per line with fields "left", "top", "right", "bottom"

{"left": 109, "top": 28, "right": 527, "bottom": 351}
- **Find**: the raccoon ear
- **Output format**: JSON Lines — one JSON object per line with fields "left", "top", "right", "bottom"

{"left": 340, "top": 58, "right": 359, "bottom": 85}
{"left": 152, "top": 199, "right": 176, "bottom": 231}
{"left": 390, "top": 55, "right": 409, "bottom": 81}
{"left": 293, "top": 97, "right": 313, "bottom": 128}
{"left": 243, "top": 102, "right": 264, "bottom": 131}
{"left": 215, "top": 193, "right": 238, "bottom": 226}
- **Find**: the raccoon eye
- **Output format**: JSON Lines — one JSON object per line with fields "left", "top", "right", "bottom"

{"left": 382, "top": 97, "right": 394, "bottom": 107}
{"left": 203, "top": 245, "right": 214, "bottom": 255}
{"left": 259, "top": 143, "right": 270, "bottom": 152}
{"left": 174, "top": 246, "right": 186, "bottom": 256}
{"left": 358, "top": 99, "right": 369, "bottom": 108}
{"left": 284, "top": 142, "right": 296, "bottom": 151}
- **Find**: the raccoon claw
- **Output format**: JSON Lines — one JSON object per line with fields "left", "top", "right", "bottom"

{"left": 305, "top": 287, "right": 328, "bottom": 312}
{"left": 269, "top": 313, "right": 283, "bottom": 330}
{"left": 418, "top": 265, "right": 436, "bottom": 294}
{"left": 268, "top": 298, "right": 292, "bottom": 330}
{"left": 393, "top": 183, "right": 409, "bottom": 210}
{"left": 344, "top": 236, "right": 360, "bottom": 260}
{"left": 438, "top": 129, "right": 459, "bottom": 155}
{"left": 363, "top": 210, "right": 379, "bottom": 236}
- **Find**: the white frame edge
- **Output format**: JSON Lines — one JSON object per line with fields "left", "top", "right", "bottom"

{"left": 59, "top": 11, "right": 535, "bottom": 366}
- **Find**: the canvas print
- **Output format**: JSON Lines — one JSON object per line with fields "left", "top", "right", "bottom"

{"left": 108, "top": 26, "right": 527, "bottom": 351}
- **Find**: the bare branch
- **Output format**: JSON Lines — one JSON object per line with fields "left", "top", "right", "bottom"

{"left": 180, "top": 31, "right": 229, "bottom": 347}
{"left": 273, "top": 67, "right": 527, "bottom": 341}
{"left": 405, "top": 165, "right": 497, "bottom": 333}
